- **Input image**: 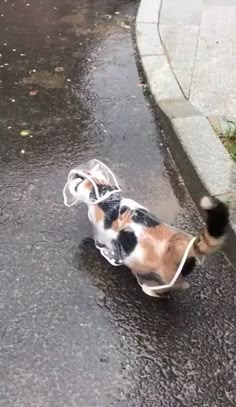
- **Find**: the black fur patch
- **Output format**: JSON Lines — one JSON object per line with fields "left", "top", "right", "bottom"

{"left": 132, "top": 209, "right": 160, "bottom": 227}
{"left": 205, "top": 199, "right": 229, "bottom": 238}
{"left": 181, "top": 257, "right": 196, "bottom": 277}
{"left": 120, "top": 206, "right": 129, "bottom": 215}
{"left": 90, "top": 184, "right": 114, "bottom": 201}
{"left": 118, "top": 230, "right": 137, "bottom": 256}
{"left": 99, "top": 200, "right": 120, "bottom": 229}
{"left": 119, "top": 206, "right": 160, "bottom": 228}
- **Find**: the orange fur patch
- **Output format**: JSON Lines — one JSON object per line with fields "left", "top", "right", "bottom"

{"left": 127, "top": 225, "right": 192, "bottom": 284}
{"left": 112, "top": 209, "right": 132, "bottom": 232}
{"left": 94, "top": 206, "right": 105, "bottom": 223}
{"left": 83, "top": 179, "right": 93, "bottom": 191}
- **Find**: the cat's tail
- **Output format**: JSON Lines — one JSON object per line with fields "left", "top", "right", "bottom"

{"left": 193, "top": 196, "right": 229, "bottom": 257}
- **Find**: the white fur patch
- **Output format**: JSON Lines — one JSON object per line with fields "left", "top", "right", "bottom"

{"left": 96, "top": 221, "right": 118, "bottom": 249}
{"left": 125, "top": 244, "right": 145, "bottom": 270}
{"left": 130, "top": 222, "right": 144, "bottom": 237}
{"left": 200, "top": 196, "right": 214, "bottom": 210}
{"left": 121, "top": 198, "right": 148, "bottom": 212}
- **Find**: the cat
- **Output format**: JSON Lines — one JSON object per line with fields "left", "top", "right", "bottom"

{"left": 65, "top": 171, "right": 229, "bottom": 297}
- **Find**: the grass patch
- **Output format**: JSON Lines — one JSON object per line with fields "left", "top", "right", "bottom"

{"left": 220, "top": 120, "right": 236, "bottom": 161}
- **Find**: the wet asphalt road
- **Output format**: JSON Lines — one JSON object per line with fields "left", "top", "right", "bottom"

{"left": 0, "top": 1, "right": 236, "bottom": 406}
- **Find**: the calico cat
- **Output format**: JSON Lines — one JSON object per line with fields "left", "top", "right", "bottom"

{"left": 66, "top": 172, "right": 229, "bottom": 297}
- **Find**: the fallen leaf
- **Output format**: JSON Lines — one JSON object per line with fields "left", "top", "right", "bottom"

{"left": 29, "top": 90, "right": 38, "bottom": 96}
{"left": 55, "top": 66, "right": 64, "bottom": 72}
{"left": 20, "top": 130, "right": 30, "bottom": 137}
{"left": 120, "top": 22, "right": 130, "bottom": 29}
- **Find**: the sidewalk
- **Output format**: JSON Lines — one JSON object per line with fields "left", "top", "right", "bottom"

{"left": 136, "top": 0, "right": 236, "bottom": 265}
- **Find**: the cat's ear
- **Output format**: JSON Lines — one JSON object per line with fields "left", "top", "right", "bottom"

{"left": 63, "top": 174, "right": 81, "bottom": 206}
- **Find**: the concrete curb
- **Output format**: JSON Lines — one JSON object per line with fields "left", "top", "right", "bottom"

{"left": 136, "top": 0, "right": 236, "bottom": 266}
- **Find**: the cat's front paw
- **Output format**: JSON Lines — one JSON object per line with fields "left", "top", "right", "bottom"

{"left": 100, "top": 248, "right": 124, "bottom": 266}
{"left": 95, "top": 240, "right": 106, "bottom": 250}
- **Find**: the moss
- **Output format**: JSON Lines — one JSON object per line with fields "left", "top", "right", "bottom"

{"left": 220, "top": 120, "right": 236, "bottom": 162}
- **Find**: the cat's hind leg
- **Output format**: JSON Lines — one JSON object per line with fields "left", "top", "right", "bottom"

{"left": 132, "top": 271, "right": 163, "bottom": 298}
{"left": 133, "top": 270, "right": 189, "bottom": 297}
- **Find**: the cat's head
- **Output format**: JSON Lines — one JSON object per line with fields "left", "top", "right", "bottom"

{"left": 63, "top": 173, "right": 103, "bottom": 206}
{"left": 63, "top": 164, "right": 120, "bottom": 207}
{"left": 63, "top": 159, "right": 122, "bottom": 207}
{"left": 63, "top": 172, "right": 94, "bottom": 206}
